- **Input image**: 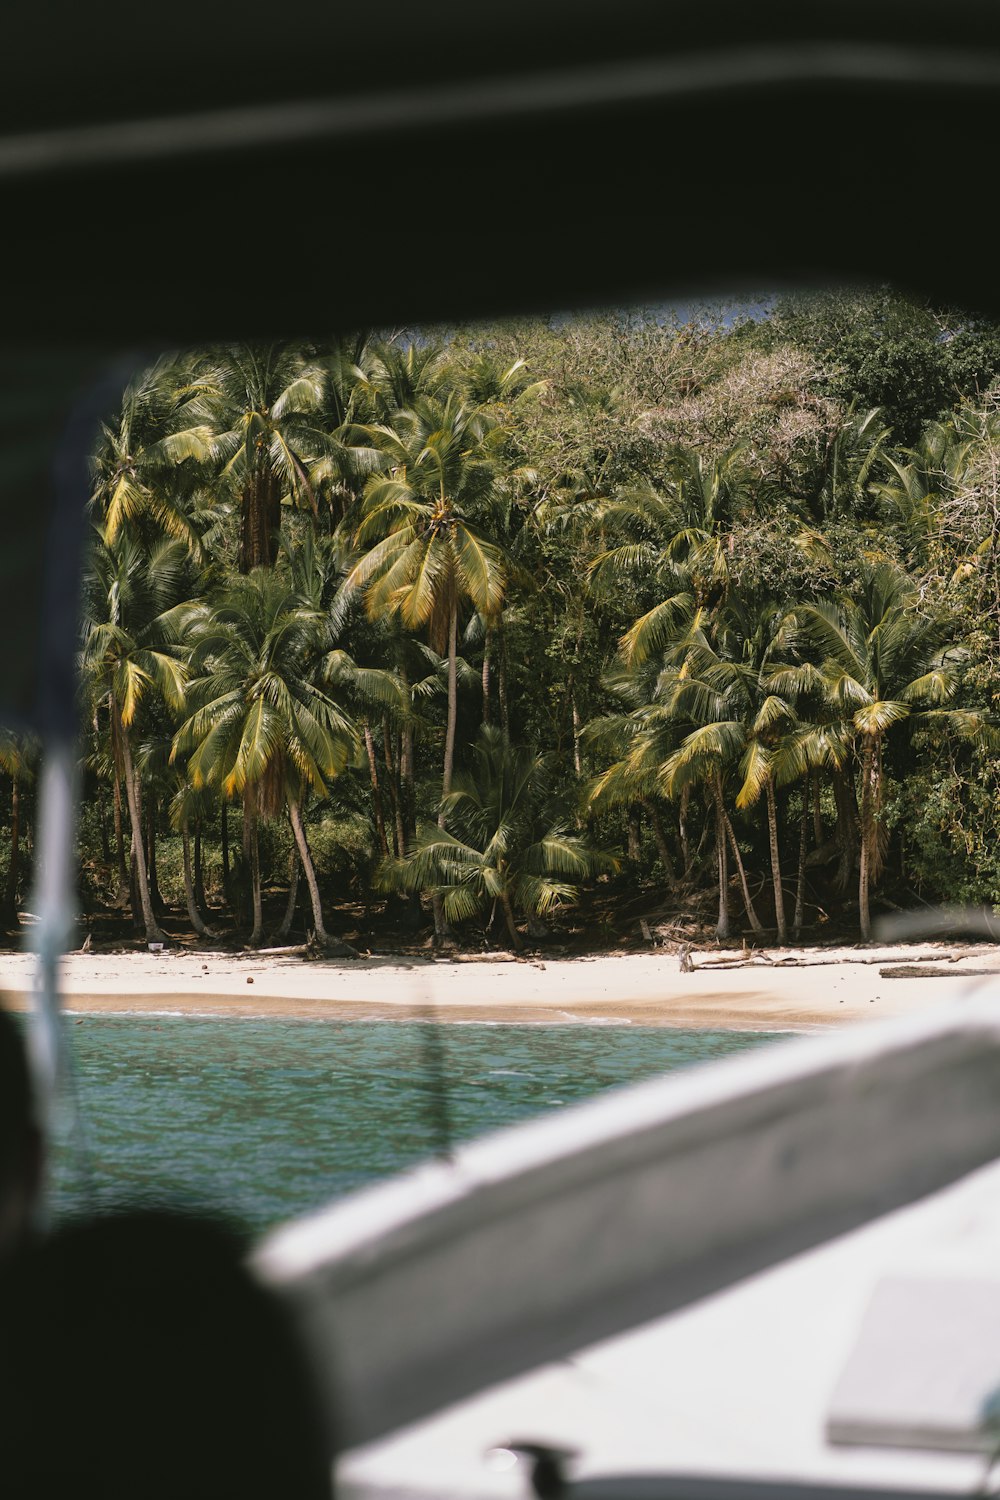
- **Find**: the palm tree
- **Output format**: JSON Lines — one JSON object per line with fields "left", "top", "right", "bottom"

{"left": 690, "top": 593, "right": 829, "bottom": 947}
{"left": 583, "top": 629, "right": 690, "bottom": 869}
{"left": 583, "top": 662, "right": 741, "bottom": 941}
{"left": 303, "top": 335, "right": 386, "bottom": 527}
{"left": 173, "top": 344, "right": 379, "bottom": 572}
{"left": 588, "top": 480, "right": 696, "bottom": 669}
{"left": 358, "top": 338, "right": 453, "bottom": 418}
{"left": 458, "top": 350, "right": 547, "bottom": 421}
{"left": 90, "top": 354, "right": 217, "bottom": 560}
{"left": 286, "top": 529, "right": 409, "bottom": 858}
{"left": 813, "top": 404, "right": 890, "bottom": 522}
{"left": 588, "top": 447, "right": 759, "bottom": 669}
{"left": 81, "top": 530, "right": 197, "bottom": 943}
{"left": 169, "top": 777, "right": 216, "bottom": 939}
{"left": 873, "top": 418, "right": 973, "bottom": 569}
{"left": 381, "top": 726, "right": 612, "bottom": 948}
{"left": 173, "top": 568, "right": 362, "bottom": 950}
{"left": 655, "top": 614, "right": 770, "bottom": 941}
{"left": 589, "top": 596, "right": 801, "bottom": 942}
{"left": 786, "top": 560, "right": 969, "bottom": 940}
{"left": 346, "top": 393, "right": 509, "bottom": 816}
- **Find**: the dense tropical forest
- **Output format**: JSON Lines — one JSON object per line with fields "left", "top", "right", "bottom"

{"left": 4, "top": 286, "right": 1000, "bottom": 954}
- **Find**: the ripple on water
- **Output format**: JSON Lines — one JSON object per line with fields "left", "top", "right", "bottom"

{"left": 46, "top": 1018, "right": 788, "bottom": 1236}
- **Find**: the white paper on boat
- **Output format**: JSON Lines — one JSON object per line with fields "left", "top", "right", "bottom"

{"left": 826, "top": 1273, "right": 1000, "bottom": 1453}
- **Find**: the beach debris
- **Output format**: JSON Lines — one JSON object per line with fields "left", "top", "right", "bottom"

{"left": 879, "top": 964, "right": 1000, "bottom": 979}
{"left": 246, "top": 976, "right": 254, "bottom": 984}
{"left": 689, "top": 946, "right": 995, "bottom": 973}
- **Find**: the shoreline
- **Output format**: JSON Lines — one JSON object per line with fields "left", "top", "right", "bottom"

{"left": 1, "top": 942, "right": 997, "bottom": 1030}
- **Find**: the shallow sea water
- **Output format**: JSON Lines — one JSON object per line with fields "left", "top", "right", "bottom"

{"left": 47, "top": 1018, "right": 788, "bottom": 1237}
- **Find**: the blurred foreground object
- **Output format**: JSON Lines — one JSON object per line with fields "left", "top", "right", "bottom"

{"left": 0, "top": 1007, "right": 41, "bottom": 1261}
{"left": 0, "top": 1211, "right": 331, "bottom": 1499}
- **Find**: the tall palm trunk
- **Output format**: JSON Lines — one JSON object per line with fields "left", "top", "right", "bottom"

{"left": 396, "top": 704, "right": 419, "bottom": 925}
{"left": 434, "top": 602, "right": 460, "bottom": 943}
{"left": 793, "top": 793, "right": 808, "bottom": 939}
{"left": 627, "top": 805, "right": 642, "bottom": 863}
{"left": 387, "top": 723, "right": 407, "bottom": 859}
{"left": 811, "top": 772, "right": 824, "bottom": 848}
{"left": 715, "top": 774, "right": 763, "bottom": 934}
{"left": 246, "top": 798, "right": 263, "bottom": 946}
{"left": 288, "top": 797, "right": 328, "bottom": 942}
{"left": 497, "top": 619, "right": 510, "bottom": 738}
{"left": 288, "top": 797, "right": 356, "bottom": 956}
{"left": 114, "top": 694, "right": 164, "bottom": 943}
{"left": 501, "top": 889, "right": 523, "bottom": 951}
{"left": 97, "top": 783, "right": 110, "bottom": 864}
{"left": 362, "top": 721, "right": 390, "bottom": 858}
{"left": 679, "top": 783, "right": 692, "bottom": 880}
{"left": 112, "top": 772, "right": 128, "bottom": 900}
{"left": 442, "top": 600, "right": 459, "bottom": 804}
{"left": 765, "top": 775, "right": 787, "bottom": 945}
{"left": 833, "top": 766, "right": 859, "bottom": 892}
{"left": 181, "top": 823, "right": 213, "bottom": 938}
{"left": 722, "top": 810, "right": 763, "bottom": 934}
{"left": 220, "top": 801, "right": 232, "bottom": 910}
{"left": 194, "top": 820, "right": 207, "bottom": 913}
{"left": 128, "top": 843, "right": 141, "bottom": 932}
{"left": 482, "top": 625, "right": 492, "bottom": 727}
{"left": 858, "top": 738, "right": 877, "bottom": 942}
{"left": 92, "top": 707, "right": 110, "bottom": 867}
{"left": 240, "top": 466, "right": 282, "bottom": 572}
{"left": 571, "top": 694, "right": 583, "bottom": 778}
{"left": 399, "top": 670, "right": 416, "bottom": 845}
{"left": 146, "top": 797, "right": 163, "bottom": 915}
{"left": 713, "top": 784, "right": 731, "bottom": 940}
{"left": 859, "top": 834, "right": 871, "bottom": 942}
{"left": 277, "top": 850, "right": 300, "bottom": 940}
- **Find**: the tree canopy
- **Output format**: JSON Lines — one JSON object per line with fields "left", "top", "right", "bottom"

{"left": 4, "top": 293, "right": 999, "bottom": 953}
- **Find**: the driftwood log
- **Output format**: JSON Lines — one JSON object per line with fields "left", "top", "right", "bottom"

{"left": 689, "top": 946, "right": 998, "bottom": 973}
{"left": 879, "top": 965, "right": 1000, "bottom": 980}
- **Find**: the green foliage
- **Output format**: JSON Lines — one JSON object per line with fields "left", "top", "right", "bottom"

{"left": 892, "top": 746, "right": 1000, "bottom": 907}
{"left": 379, "top": 727, "right": 613, "bottom": 943}
{"left": 17, "top": 298, "right": 998, "bottom": 949}
{"left": 304, "top": 806, "right": 375, "bottom": 884}
{"left": 766, "top": 288, "right": 1000, "bottom": 446}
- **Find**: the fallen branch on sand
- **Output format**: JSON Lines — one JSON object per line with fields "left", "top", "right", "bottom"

{"left": 690, "top": 945, "right": 998, "bottom": 973}
{"left": 879, "top": 964, "right": 1000, "bottom": 979}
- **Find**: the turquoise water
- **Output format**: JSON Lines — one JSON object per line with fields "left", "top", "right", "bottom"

{"left": 48, "top": 1019, "right": 787, "bottom": 1237}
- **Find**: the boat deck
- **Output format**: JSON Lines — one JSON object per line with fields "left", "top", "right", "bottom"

{"left": 339, "top": 1154, "right": 1000, "bottom": 1499}
{"left": 254, "top": 996, "right": 1000, "bottom": 1500}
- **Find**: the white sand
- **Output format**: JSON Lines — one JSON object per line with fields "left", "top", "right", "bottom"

{"left": 1, "top": 942, "right": 997, "bottom": 1029}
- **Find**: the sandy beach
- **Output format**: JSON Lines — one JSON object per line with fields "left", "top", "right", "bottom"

{"left": 1, "top": 941, "right": 998, "bottom": 1029}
